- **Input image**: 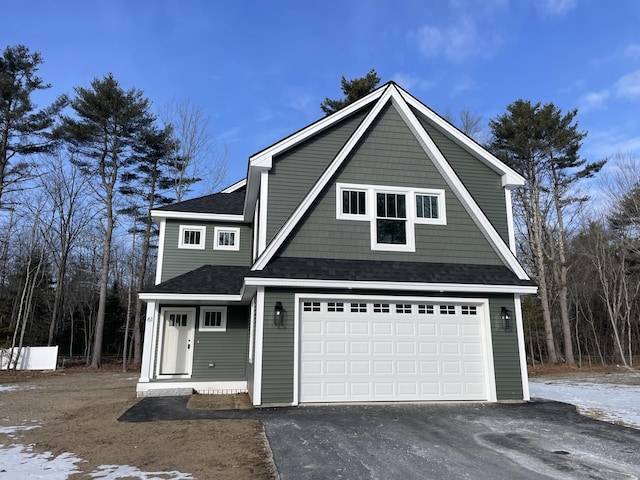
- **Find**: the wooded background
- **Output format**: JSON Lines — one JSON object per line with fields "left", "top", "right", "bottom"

{"left": 1, "top": 50, "right": 638, "bottom": 370}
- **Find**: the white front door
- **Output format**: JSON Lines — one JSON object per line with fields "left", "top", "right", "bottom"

{"left": 159, "top": 308, "right": 195, "bottom": 377}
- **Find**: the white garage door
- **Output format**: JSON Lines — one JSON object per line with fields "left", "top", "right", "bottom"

{"left": 300, "top": 299, "right": 490, "bottom": 403}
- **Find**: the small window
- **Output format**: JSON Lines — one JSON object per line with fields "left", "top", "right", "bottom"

{"left": 342, "top": 190, "right": 367, "bottom": 216}
{"left": 373, "top": 303, "right": 390, "bottom": 313}
{"left": 214, "top": 227, "right": 240, "bottom": 251}
{"left": 178, "top": 225, "right": 206, "bottom": 249}
{"left": 461, "top": 305, "right": 477, "bottom": 315}
{"left": 418, "top": 304, "right": 434, "bottom": 315}
{"left": 416, "top": 194, "right": 439, "bottom": 219}
{"left": 168, "top": 313, "right": 188, "bottom": 327}
{"left": 199, "top": 307, "right": 227, "bottom": 332}
{"left": 328, "top": 302, "right": 344, "bottom": 312}
{"left": 440, "top": 305, "right": 456, "bottom": 315}
{"left": 351, "top": 303, "right": 367, "bottom": 313}
{"left": 396, "top": 304, "right": 412, "bottom": 314}
{"left": 303, "top": 301, "right": 321, "bottom": 312}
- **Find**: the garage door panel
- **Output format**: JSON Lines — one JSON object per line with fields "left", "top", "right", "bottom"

{"left": 300, "top": 299, "right": 489, "bottom": 403}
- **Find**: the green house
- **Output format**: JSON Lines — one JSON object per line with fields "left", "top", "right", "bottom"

{"left": 137, "top": 82, "right": 537, "bottom": 406}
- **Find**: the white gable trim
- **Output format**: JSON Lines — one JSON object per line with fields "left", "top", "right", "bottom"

{"left": 252, "top": 84, "right": 529, "bottom": 280}
{"left": 396, "top": 87, "right": 524, "bottom": 188}
{"left": 252, "top": 85, "right": 397, "bottom": 270}
{"left": 390, "top": 94, "right": 529, "bottom": 280}
{"left": 221, "top": 178, "right": 247, "bottom": 193}
{"left": 249, "top": 87, "right": 387, "bottom": 168}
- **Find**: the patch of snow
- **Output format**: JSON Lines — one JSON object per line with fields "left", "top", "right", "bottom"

{"left": 529, "top": 379, "right": 640, "bottom": 429}
{"left": 0, "top": 385, "right": 19, "bottom": 392}
{"left": 0, "top": 425, "right": 195, "bottom": 479}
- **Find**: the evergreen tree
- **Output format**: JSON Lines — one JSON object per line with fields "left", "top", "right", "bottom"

{"left": 57, "top": 74, "right": 156, "bottom": 367}
{"left": 0, "top": 45, "right": 66, "bottom": 205}
{"left": 320, "top": 69, "right": 381, "bottom": 115}
{"left": 489, "top": 100, "right": 604, "bottom": 364}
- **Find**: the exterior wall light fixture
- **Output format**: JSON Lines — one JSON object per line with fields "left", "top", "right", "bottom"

{"left": 274, "top": 302, "right": 286, "bottom": 328}
{"left": 501, "top": 307, "right": 513, "bottom": 332}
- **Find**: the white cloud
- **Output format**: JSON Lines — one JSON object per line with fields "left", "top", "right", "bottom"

{"left": 614, "top": 69, "right": 640, "bottom": 100}
{"left": 538, "top": 0, "right": 578, "bottom": 16}
{"left": 578, "top": 89, "right": 610, "bottom": 111}
{"left": 413, "top": 17, "right": 486, "bottom": 62}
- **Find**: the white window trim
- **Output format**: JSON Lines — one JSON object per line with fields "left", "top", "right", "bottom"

{"left": 199, "top": 306, "right": 227, "bottom": 332}
{"left": 336, "top": 182, "right": 447, "bottom": 252}
{"left": 214, "top": 226, "right": 241, "bottom": 251}
{"left": 414, "top": 189, "right": 446, "bottom": 226}
{"left": 178, "top": 225, "right": 206, "bottom": 250}
{"left": 336, "top": 185, "right": 369, "bottom": 221}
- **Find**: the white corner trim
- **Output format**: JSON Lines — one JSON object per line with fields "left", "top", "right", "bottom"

{"left": 253, "top": 288, "right": 265, "bottom": 406}
{"left": 258, "top": 170, "right": 269, "bottom": 256}
{"left": 252, "top": 86, "right": 397, "bottom": 271}
{"left": 504, "top": 187, "right": 517, "bottom": 254}
{"left": 480, "top": 301, "right": 498, "bottom": 402}
{"left": 155, "top": 219, "right": 166, "bottom": 285}
{"left": 139, "top": 301, "right": 158, "bottom": 383}
{"left": 292, "top": 294, "right": 303, "bottom": 406}
{"left": 514, "top": 295, "right": 530, "bottom": 401}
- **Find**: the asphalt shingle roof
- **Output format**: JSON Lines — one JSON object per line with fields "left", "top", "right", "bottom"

{"left": 253, "top": 257, "right": 536, "bottom": 286}
{"left": 155, "top": 190, "right": 246, "bottom": 215}
{"left": 142, "top": 257, "right": 534, "bottom": 296}
{"left": 142, "top": 265, "right": 249, "bottom": 295}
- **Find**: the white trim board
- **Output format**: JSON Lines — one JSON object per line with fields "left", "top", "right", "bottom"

{"left": 250, "top": 83, "right": 529, "bottom": 281}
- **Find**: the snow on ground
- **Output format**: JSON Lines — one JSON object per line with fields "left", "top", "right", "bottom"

{"left": 0, "top": 425, "right": 196, "bottom": 479}
{"left": 2, "top": 377, "right": 638, "bottom": 477}
{"left": 529, "top": 375, "right": 640, "bottom": 429}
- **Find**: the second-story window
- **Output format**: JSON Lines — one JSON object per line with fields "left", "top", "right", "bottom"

{"left": 376, "top": 192, "right": 407, "bottom": 245}
{"left": 214, "top": 226, "right": 241, "bottom": 251}
{"left": 178, "top": 225, "right": 206, "bottom": 250}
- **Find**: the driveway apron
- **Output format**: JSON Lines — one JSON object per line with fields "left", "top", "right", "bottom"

{"left": 120, "top": 399, "right": 640, "bottom": 479}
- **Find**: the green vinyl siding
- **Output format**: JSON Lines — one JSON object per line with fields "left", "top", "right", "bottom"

{"left": 191, "top": 305, "right": 249, "bottom": 380}
{"left": 280, "top": 103, "right": 502, "bottom": 264}
{"left": 487, "top": 294, "right": 523, "bottom": 400}
{"left": 413, "top": 110, "right": 510, "bottom": 243}
{"left": 160, "top": 220, "right": 252, "bottom": 282}
{"left": 260, "top": 289, "right": 296, "bottom": 404}
{"left": 267, "top": 106, "right": 372, "bottom": 243}
{"left": 257, "top": 288, "right": 524, "bottom": 405}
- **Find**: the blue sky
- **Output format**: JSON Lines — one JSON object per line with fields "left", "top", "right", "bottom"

{"left": 5, "top": 0, "right": 640, "bottom": 191}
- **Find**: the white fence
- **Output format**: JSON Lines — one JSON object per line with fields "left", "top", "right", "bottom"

{"left": 0, "top": 346, "right": 58, "bottom": 371}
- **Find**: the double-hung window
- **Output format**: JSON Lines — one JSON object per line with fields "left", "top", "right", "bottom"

{"left": 336, "top": 182, "right": 446, "bottom": 252}
{"left": 376, "top": 192, "right": 407, "bottom": 245}
{"left": 178, "top": 225, "right": 206, "bottom": 249}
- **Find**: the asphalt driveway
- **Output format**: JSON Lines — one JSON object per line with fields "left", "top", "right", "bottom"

{"left": 121, "top": 398, "right": 640, "bottom": 479}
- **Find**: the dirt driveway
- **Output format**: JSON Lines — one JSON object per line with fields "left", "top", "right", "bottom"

{"left": 0, "top": 367, "right": 277, "bottom": 479}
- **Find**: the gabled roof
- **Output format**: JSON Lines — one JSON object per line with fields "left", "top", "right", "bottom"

{"left": 249, "top": 82, "right": 529, "bottom": 280}
{"left": 151, "top": 190, "right": 246, "bottom": 220}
